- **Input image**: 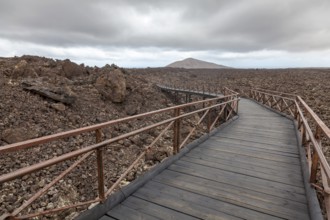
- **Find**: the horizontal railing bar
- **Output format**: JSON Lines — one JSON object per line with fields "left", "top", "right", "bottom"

{"left": 224, "top": 87, "right": 239, "bottom": 95}
{"left": 253, "top": 90, "right": 329, "bottom": 139}
{"left": 254, "top": 88, "right": 297, "bottom": 97}
{"left": 158, "top": 85, "right": 221, "bottom": 97}
{"left": 296, "top": 103, "right": 330, "bottom": 179}
{"left": 16, "top": 198, "right": 101, "bottom": 219}
{"left": 297, "top": 96, "right": 330, "bottom": 139}
{"left": 0, "top": 98, "right": 238, "bottom": 183}
{"left": 251, "top": 89, "right": 295, "bottom": 102}
{"left": 0, "top": 94, "right": 236, "bottom": 154}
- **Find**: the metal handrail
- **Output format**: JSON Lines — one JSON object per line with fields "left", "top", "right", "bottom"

{"left": 157, "top": 84, "right": 224, "bottom": 97}
{"left": 253, "top": 88, "right": 297, "bottom": 97}
{"left": 0, "top": 87, "right": 239, "bottom": 219}
{"left": 248, "top": 88, "right": 330, "bottom": 219}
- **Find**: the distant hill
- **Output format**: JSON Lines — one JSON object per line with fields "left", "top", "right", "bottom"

{"left": 166, "top": 58, "right": 230, "bottom": 69}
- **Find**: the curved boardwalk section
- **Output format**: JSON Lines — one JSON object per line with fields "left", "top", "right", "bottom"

{"left": 100, "top": 99, "right": 310, "bottom": 220}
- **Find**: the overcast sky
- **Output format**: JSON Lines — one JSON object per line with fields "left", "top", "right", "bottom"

{"left": 1, "top": 0, "right": 330, "bottom": 68}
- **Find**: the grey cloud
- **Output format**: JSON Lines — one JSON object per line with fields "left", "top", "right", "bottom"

{"left": 0, "top": 0, "right": 329, "bottom": 52}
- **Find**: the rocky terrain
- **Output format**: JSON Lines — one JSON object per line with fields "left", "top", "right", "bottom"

{"left": 1, "top": 56, "right": 330, "bottom": 219}
{"left": 166, "top": 57, "right": 230, "bottom": 69}
{"left": 0, "top": 56, "right": 210, "bottom": 219}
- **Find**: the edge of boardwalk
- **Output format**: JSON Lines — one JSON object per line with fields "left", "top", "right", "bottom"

{"left": 295, "top": 121, "right": 323, "bottom": 220}
{"left": 76, "top": 116, "right": 239, "bottom": 220}
{"left": 248, "top": 97, "right": 323, "bottom": 220}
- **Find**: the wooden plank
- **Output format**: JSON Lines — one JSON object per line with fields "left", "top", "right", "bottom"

{"left": 235, "top": 120, "right": 293, "bottom": 127}
{"left": 168, "top": 163, "right": 307, "bottom": 198}
{"left": 218, "top": 130, "right": 297, "bottom": 144}
{"left": 196, "top": 145, "right": 301, "bottom": 165}
{"left": 237, "top": 115, "right": 284, "bottom": 119}
{"left": 135, "top": 181, "right": 282, "bottom": 220}
{"left": 235, "top": 116, "right": 293, "bottom": 122}
{"left": 179, "top": 156, "right": 303, "bottom": 186}
{"left": 222, "top": 124, "right": 296, "bottom": 134}
{"left": 107, "top": 204, "right": 159, "bottom": 220}
{"left": 174, "top": 159, "right": 304, "bottom": 190}
{"left": 201, "top": 142, "right": 300, "bottom": 162}
{"left": 228, "top": 124, "right": 295, "bottom": 133}
{"left": 209, "top": 137, "right": 299, "bottom": 155}
{"left": 223, "top": 124, "right": 297, "bottom": 136}
{"left": 219, "top": 129, "right": 297, "bottom": 142}
{"left": 210, "top": 135, "right": 298, "bottom": 151}
{"left": 189, "top": 148, "right": 301, "bottom": 172}
{"left": 123, "top": 196, "right": 199, "bottom": 220}
{"left": 210, "top": 134, "right": 298, "bottom": 149}
{"left": 213, "top": 133, "right": 297, "bottom": 146}
{"left": 230, "top": 121, "right": 294, "bottom": 129}
{"left": 134, "top": 184, "right": 243, "bottom": 220}
{"left": 156, "top": 169, "right": 307, "bottom": 207}
{"left": 204, "top": 138, "right": 299, "bottom": 156}
{"left": 204, "top": 140, "right": 299, "bottom": 158}
{"left": 153, "top": 171, "right": 309, "bottom": 219}
{"left": 234, "top": 114, "right": 292, "bottom": 120}
{"left": 184, "top": 152, "right": 303, "bottom": 180}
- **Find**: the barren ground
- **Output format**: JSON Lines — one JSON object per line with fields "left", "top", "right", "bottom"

{"left": 1, "top": 57, "right": 330, "bottom": 218}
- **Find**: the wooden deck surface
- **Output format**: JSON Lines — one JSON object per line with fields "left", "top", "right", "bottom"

{"left": 101, "top": 99, "right": 310, "bottom": 220}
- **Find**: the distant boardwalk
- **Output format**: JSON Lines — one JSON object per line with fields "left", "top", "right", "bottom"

{"left": 100, "top": 99, "right": 311, "bottom": 220}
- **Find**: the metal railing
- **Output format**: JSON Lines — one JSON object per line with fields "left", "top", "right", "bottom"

{"left": 248, "top": 88, "right": 330, "bottom": 219}
{"left": 158, "top": 83, "right": 223, "bottom": 97}
{"left": 0, "top": 87, "right": 239, "bottom": 219}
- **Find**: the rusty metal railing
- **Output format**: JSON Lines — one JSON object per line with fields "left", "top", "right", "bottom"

{"left": 248, "top": 88, "right": 330, "bottom": 219}
{"left": 0, "top": 87, "right": 239, "bottom": 219}
{"left": 158, "top": 83, "right": 223, "bottom": 97}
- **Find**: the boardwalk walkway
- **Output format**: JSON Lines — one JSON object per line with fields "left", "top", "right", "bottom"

{"left": 99, "top": 99, "right": 311, "bottom": 220}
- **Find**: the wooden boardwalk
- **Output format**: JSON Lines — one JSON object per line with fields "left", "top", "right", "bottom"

{"left": 100, "top": 99, "right": 310, "bottom": 220}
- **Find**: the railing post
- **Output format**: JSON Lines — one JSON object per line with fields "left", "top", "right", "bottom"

{"left": 207, "top": 101, "right": 212, "bottom": 133}
{"left": 95, "top": 129, "right": 105, "bottom": 202}
{"left": 173, "top": 108, "right": 181, "bottom": 154}
{"left": 262, "top": 93, "right": 265, "bottom": 104}
{"left": 224, "top": 103, "right": 228, "bottom": 121}
{"left": 301, "top": 125, "right": 306, "bottom": 145}
{"left": 294, "top": 103, "right": 299, "bottom": 120}
{"left": 297, "top": 114, "right": 302, "bottom": 129}
{"left": 310, "top": 126, "right": 321, "bottom": 183}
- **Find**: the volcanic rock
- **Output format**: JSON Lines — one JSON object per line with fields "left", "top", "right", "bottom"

{"left": 12, "top": 60, "right": 38, "bottom": 79}
{"left": 51, "top": 103, "right": 66, "bottom": 111}
{"left": 95, "top": 69, "right": 126, "bottom": 103}
{"left": 1, "top": 127, "right": 39, "bottom": 144}
{"left": 125, "top": 103, "right": 140, "bottom": 115}
{"left": 61, "top": 59, "right": 84, "bottom": 79}
{"left": 22, "top": 79, "right": 77, "bottom": 105}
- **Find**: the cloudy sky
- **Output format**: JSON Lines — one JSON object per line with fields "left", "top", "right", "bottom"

{"left": 1, "top": 0, "right": 330, "bottom": 68}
